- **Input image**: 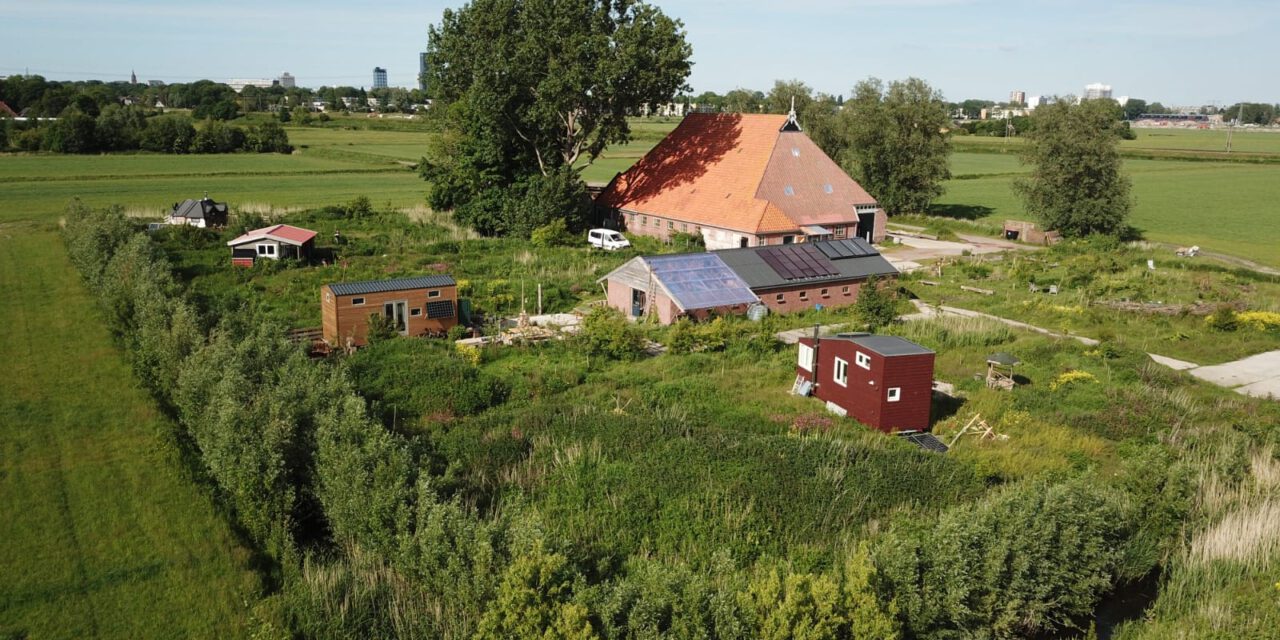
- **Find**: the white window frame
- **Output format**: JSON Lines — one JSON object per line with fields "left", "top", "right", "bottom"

{"left": 798, "top": 343, "right": 815, "bottom": 372}
{"left": 428, "top": 290, "right": 441, "bottom": 298}
{"left": 887, "top": 387, "right": 901, "bottom": 402}
{"left": 855, "top": 351, "right": 871, "bottom": 370}
{"left": 351, "top": 297, "right": 365, "bottom": 306}
{"left": 833, "top": 357, "right": 848, "bottom": 387}
{"left": 256, "top": 243, "right": 277, "bottom": 256}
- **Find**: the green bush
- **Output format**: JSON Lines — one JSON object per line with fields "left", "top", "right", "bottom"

{"left": 1206, "top": 305, "right": 1239, "bottom": 332}
{"left": 854, "top": 275, "right": 898, "bottom": 331}
{"left": 878, "top": 477, "right": 1134, "bottom": 639}
{"left": 577, "top": 306, "right": 646, "bottom": 361}
{"left": 531, "top": 218, "right": 576, "bottom": 248}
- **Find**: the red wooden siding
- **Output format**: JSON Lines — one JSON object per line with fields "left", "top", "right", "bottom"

{"left": 795, "top": 337, "right": 934, "bottom": 432}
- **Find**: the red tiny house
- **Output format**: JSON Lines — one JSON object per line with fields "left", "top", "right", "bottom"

{"left": 795, "top": 334, "right": 934, "bottom": 433}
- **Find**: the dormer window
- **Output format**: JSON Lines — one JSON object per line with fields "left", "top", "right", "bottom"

{"left": 784, "top": 186, "right": 794, "bottom": 196}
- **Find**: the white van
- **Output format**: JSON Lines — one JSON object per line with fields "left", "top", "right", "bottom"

{"left": 588, "top": 228, "right": 631, "bottom": 251}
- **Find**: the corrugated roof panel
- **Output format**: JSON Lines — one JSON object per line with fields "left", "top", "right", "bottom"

{"left": 645, "top": 253, "right": 759, "bottom": 311}
{"left": 329, "top": 275, "right": 457, "bottom": 297}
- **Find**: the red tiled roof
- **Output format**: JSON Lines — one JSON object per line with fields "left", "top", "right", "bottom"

{"left": 0, "top": 101, "right": 16, "bottom": 118}
{"left": 597, "top": 113, "right": 877, "bottom": 235}
{"left": 227, "top": 224, "right": 317, "bottom": 247}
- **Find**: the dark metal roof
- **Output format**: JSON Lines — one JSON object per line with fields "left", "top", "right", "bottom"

{"left": 171, "top": 198, "right": 227, "bottom": 220}
{"left": 714, "top": 239, "right": 898, "bottom": 290}
{"left": 829, "top": 334, "right": 933, "bottom": 357}
{"left": 987, "top": 352, "right": 1021, "bottom": 366}
{"left": 328, "top": 275, "right": 456, "bottom": 297}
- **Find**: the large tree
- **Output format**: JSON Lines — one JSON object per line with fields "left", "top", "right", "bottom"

{"left": 422, "top": 0, "right": 692, "bottom": 236}
{"left": 838, "top": 78, "right": 951, "bottom": 216}
{"left": 1015, "top": 99, "right": 1132, "bottom": 238}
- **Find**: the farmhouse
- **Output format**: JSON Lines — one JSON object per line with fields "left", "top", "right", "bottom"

{"left": 167, "top": 196, "right": 229, "bottom": 228}
{"left": 794, "top": 333, "right": 934, "bottom": 432}
{"left": 715, "top": 238, "right": 899, "bottom": 314}
{"left": 226, "top": 224, "right": 316, "bottom": 266}
{"left": 321, "top": 275, "right": 458, "bottom": 348}
{"left": 598, "top": 253, "right": 760, "bottom": 324}
{"left": 595, "top": 111, "right": 888, "bottom": 250}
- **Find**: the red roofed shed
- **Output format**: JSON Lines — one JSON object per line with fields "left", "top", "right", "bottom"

{"left": 226, "top": 224, "right": 316, "bottom": 266}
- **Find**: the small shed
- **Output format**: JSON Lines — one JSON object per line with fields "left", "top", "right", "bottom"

{"left": 794, "top": 333, "right": 935, "bottom": 432}
{"left": 167, "top": 196, "right": 229, "bottom": 228}
{"left": 598, "top": 253, "right": 760, "bottom": 325}
{"left": 985, "top": 352, "right": 1021, "bottom": 390}
{"left": 226, "top": 224, "right": 316, "bottom": 266}
{"left": 1003, "top": 220, "right": 1061, "bottom": 246}
{"left": 321, "top": 275, "right": 458, "bottom": 349}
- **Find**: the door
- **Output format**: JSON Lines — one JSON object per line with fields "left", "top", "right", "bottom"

{"left": 384, "top": 301, "right": 408, "bottom": 334}
{"left": 857, "top": 212, "right": 876, "bottom": 242}
{"left": 631, "top": 289, "right": 646, "bottom": 317}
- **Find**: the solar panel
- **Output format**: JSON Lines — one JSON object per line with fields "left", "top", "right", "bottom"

{"left": 899, "top": 432, "right": 949, "bottom": 453}
{"left": 816, "top": 239, "right": 876, "bottom": 260}
{"left": 646, "top": 254, "right": 759, "bottom": 311}
{"left": 426, "top": 300, "right": 455, "bottom": 319}
{"left": 759, "top": 245, "right": 838, "bottom": 281}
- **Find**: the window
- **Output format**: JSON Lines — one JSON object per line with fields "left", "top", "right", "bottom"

{"left": 641, "top": 216, "right": 648, "bottom": 226}
{"left": 799, "top": 291, "right": 808, "bottom": 301}
{"left": 820, "top": 288, "right": 829, "bottom": 298}
{"left": 410, "top": 308, "right": 422, "bottom": 317}
{"left": 783, "top": 186, "right": 795, "bottom": 196}
{"left": 833, "top": 226, "right": 846, "bottom": 239}
{"left": 668, "top": 220, "right": 674, "bottom": 230}
{"left": 791, "top": 147, "right": 800, "bottom": 157}
{"left": 351, "top": 297, "right": 365, "bottom": 306}
{"left": 775, "top": 293, "right": 785, "bottom": 303}
{"left": 842, "top": 286, "right": 851, "bottom": 295}
{"left": 855, "top": 351, "right": 871, "bottom": 370}
{"left": 887, "top": 387, "right": 901, "bottom": 402}
{"left": 798, "top": 343, "right": 814, "bottom": 371}
{"left": 823, "top": 183, "right": 833, "bottom": 194}
{"left": 833, "top": 358, "right": 848, "bottom": 386}
{"left": 681, "top": 223, "right": 688, "bottom": 232}
{"left": 783, "top": 235, "right": 795, "bottom": 245}
{"left": 257, "top": 244, "right": 276, "bottom": 256}
{"left": 428, "top": 290, "right": 441, "bottom": 298}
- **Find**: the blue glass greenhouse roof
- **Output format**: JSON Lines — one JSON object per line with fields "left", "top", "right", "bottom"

{"left": 645, "top": 253, "right": 760, "bottom": 311}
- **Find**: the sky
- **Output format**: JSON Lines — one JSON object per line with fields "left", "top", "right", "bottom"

{"left": 1, "top": 0, "right": 1275, "bottom": 106}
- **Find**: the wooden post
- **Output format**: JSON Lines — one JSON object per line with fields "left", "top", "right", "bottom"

{"left": 537, "top": 283, "right": 543, "bottom": 316}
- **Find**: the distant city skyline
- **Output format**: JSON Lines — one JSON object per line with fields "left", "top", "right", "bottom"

{"left": 1, "top": 0, "right": 1276, "bottom": 106}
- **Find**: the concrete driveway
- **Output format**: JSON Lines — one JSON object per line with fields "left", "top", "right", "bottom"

{"left": 1185, "top": 351, "right": 1280, "bottom": 400}
{"left": 883, "top": 233, "right": 1034, "bottom": 271}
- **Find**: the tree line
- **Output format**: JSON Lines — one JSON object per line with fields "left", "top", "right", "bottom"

{"left": 1, "top": 109, "right": 291, "bottom": 154}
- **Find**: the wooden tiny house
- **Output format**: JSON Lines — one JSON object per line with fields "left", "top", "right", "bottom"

{"left": 795, "top": 333, "right": 934, "bottom": 432}
{"left": 321, "top": 275, "right": 458, "bottom": 349}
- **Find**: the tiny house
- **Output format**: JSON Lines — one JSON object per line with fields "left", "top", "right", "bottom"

{"left": 226, "top": 224, "right": 316, "bottom": 266}
{"left": 794, "top": 333, "right": 934, "bottom": 432}
{"left": 321, "top": 275, "right": 458, "bottom": 349}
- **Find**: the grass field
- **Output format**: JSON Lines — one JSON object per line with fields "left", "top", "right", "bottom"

{"left": 956, "top": 127, "right": 1280, "bottom": 157}
{"left": 0, "top": 226, "right": 262, "bottom": 638}
{"left": 937, "top": 151, "right": 1280, "bottom": 266}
